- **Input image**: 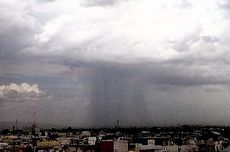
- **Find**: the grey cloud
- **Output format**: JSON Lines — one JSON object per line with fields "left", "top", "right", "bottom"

{"left": 1, "top": 58, "right": 230, "bottom": 126}
{"left": 201, "top": 36, "right": 219, "bottom": 43}
{"left": 81, "top": 0, "right": 122, "bottom": 7}
{"left": 166, "top": 28, "right": 201, "bottom": 52}
{"left": 180, "top": 0, "right": 192, "bottom": 8}
{"left": 55, "top": 60, "right": 230, "bottom": 126}
{"left": 218, "top": 0, "right": 230, "bottom": 9}
{"left": 164, "top": 0, "right": 192, "bottom": 9}
{"left": 217, "top": 0, "right": 230, "bottom": 19}
{"left": 0, "top": 2, "right": 40, "bottom": 60}
{"left": 37, "top": 0, "right": 56, "bottom": 3}
{"left": 83, "top": 64, "right": 150, "bottom": 126}
{"left": 1, "top": 0, "right": 230, "bottom": 126}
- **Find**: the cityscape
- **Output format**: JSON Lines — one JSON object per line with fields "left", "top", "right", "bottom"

{"left": 2, "top": 0, "right": 230, "bottom": 151}
{"left": 2, "top": 121, "right": 230, "bottom": 151}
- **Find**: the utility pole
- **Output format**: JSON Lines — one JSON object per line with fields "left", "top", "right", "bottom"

{"left": 32, "top": 112, "right": 37, "bottom": 152}
{"left": 117, "top": 120, "right": 120, "bottom": 128}
{"left": 115, "top": 120, "right": 120, "bottom": 129}
{"left": 34, "top": 112, "right": 36, "bottom": 127}
{"left": 177, "top": 124, "right": 182, "bottom": 152}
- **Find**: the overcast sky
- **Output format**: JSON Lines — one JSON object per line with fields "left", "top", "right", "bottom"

{"left": 1, "top": 0, "right": 230, "bottom": 127}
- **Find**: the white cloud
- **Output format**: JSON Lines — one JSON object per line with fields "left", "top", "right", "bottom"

{"left": 17, "top": 0, "right": 225, "bottom": 62}
{"left": 0, "top": 83, "right": 44, "bottom": 102}
{"left": 1, "top": 83, "right": 41, "bottom": 94}
{"left": 0, "top": 0, "right": 229, "bottom": 63}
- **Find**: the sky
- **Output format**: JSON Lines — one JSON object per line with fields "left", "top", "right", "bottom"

{"left": 1, "top": 0, "right": 230, "bottom": 127}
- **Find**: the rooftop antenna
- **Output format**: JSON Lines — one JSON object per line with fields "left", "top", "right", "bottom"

{"left": 15, "top": 119, "right": 18, "bottom": 130}
{"left": 34, "top": 112, "right": 36, "bottom": 127}
{"left": 32, "top": 112, "right": 36, "bottom": 136}
{"left": 116, "top": 120, "right": 120, "bottom": 128}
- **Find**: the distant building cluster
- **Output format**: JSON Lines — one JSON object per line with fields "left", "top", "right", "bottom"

{"left": 1, "top": 125, "right": 230, "bottom": 152}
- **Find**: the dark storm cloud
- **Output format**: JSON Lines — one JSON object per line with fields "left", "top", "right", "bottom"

{"left": 83, "top": 63, "right": 150, "bottom": 126}
{"left": 1, "top": 0, "right": 230, "bottom": 126}
{"left": 0, "top": 1, "right": 40, "bottom": 60}
{"left": 88, "top": 61, "right": 230, "bottom": 87}
{"left": 57, "top": 60, "right": 230, "bottom": 126}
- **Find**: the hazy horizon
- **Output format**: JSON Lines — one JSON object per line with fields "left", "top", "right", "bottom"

{"left": 1, "top": 0, "right": 230, "bottom": 127}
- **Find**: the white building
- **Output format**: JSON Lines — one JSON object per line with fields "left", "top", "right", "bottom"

{"left": 88, "top": 137, "right": 97, "bottom": 145}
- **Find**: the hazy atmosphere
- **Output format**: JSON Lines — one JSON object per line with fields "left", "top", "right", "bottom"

{"left": 1, "top": 0, "right": 230, "bottom": 127}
